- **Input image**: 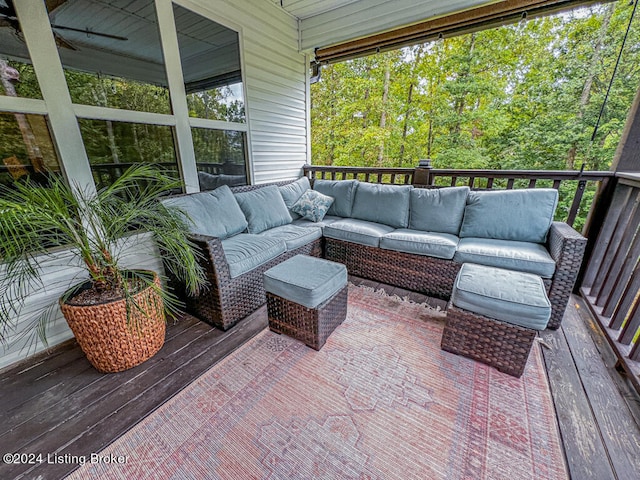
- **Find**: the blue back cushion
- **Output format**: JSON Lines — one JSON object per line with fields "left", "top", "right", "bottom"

{"left": 409, "top": 186, "right": 469, "bottom": 235}
{"left": 312, "top": 179, "right": 358, "bottom": 217}
{"left": 350, "top": 183, "right": 412, "bottom": 228}
{"left": 235, "top": 185, "right": 293, "bottom": 234}
{"left": 459, "top": 189, "right": 558, "bottom": 243}
{"left": 160, "top": 185, "right": 247, "bottom": 239}
{"left": 279, "top": 177, "right": 311, "bottom": 220}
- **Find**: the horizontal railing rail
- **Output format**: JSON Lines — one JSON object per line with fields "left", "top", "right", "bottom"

{"left": 303, "top": 165, "right": 416, "bottom": 185}
{"left": 303, "top": 163, "right": 613, "bottom": 228}
{"left": 581, "top": 173, "right": 640, "bottom": 393}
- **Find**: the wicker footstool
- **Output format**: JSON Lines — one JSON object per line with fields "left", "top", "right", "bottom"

{"left": 264, "top": 255, "right": 348, "bottom": 350}
{"left": 441, "top": 263, "right": 552, "bottom": 377}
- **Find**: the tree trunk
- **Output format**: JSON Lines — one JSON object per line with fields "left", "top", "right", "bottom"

{"left": 377, "top": 61, "right": 391, "bottom": 165}
{"left": 450, "top": 34, "right": 475, "bottom": 142}
{"left": 399, "top": 82, "right": 414, "bottom": 166}
{"left": 92, "top": 84, "right": 120, "bottom": 164}
{"left": 567, "top": 2, "right": 615, "bottom": 169}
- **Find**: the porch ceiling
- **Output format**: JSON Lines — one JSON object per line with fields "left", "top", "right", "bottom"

{"left": 270, "top": 0, "right": 500, "bottom": 51}
{"left": 0, "top": 0, "right": 240, "bottom": 88}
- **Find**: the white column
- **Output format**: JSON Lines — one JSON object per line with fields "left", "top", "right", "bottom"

{"left": 155, "top": 0, "right": 199, "bottom": 193}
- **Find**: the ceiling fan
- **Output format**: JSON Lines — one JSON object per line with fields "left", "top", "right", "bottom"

{"left": 0, "top": 0, "right": 127, "bottom": 51}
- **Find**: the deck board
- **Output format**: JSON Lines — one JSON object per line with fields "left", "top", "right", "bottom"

{"left": 567, "top": 296, "right": 640, "bottom": 480}
{"left": 540, "top": 307, "right": 616, "bottom": 480}
{"left": 1, "top": 285, "right": 639, "bottom": 480}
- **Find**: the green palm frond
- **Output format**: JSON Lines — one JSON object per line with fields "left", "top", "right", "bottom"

{"left": 0, "top": 164, "right": 207, "bottom": 349}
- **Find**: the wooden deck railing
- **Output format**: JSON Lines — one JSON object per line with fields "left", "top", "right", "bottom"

{"left": 581, "top": 172, "right": 640, "bottom": 392}
{"left": 303, "top": 162, "right": 613, "bottom": 228}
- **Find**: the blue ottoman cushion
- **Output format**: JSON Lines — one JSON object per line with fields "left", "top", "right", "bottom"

{"left": 264, "top": 255, "right": 348, "bottom": 309}
{"left": 451, "top": 263, "right": 551, "bottom": 330}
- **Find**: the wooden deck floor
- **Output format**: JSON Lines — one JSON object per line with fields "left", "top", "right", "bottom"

{"left": 1, "top": 278, "right": 639, "bottom": 480}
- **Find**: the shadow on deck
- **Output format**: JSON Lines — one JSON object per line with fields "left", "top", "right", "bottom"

{"left": 1, "top": 278, "right": 639, "bottom": 480}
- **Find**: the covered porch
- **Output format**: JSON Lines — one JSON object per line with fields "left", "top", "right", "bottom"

{"left": 2, "top": 0, "right": 640, "bottom": 479}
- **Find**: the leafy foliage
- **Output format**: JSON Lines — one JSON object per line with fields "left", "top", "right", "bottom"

{"left": 0, "top": 164, "right": 207, "bottom": 348}
{"left": 311, "top": 2, "right": 640, "bottom": 173}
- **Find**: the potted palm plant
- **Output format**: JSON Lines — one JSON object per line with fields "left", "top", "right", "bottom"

{"left": 0, "top": 164, "right": 206, "bottom": 373}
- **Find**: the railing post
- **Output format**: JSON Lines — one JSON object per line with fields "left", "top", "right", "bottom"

{"left": 413, "top": 158, "right": 433, "bottom": 187}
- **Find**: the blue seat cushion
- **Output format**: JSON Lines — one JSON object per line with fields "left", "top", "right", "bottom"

{"left": 351, "top": 183, "right": 412, "bottom": 228}
{"left": 292, "top": 215, "right": 342, "bottom": 231}
{"left": 160, "top": 185, "right": 247, "bottom": 240}
{"left": 409, "top": 186, "right": 469, "bottom": 235}
{"left": 260, "top": 224, "right": 322, "bottom": 251}
{"left": 264, "top": 255, "right": 347, "bottom": 308}
{"left": 221, "top": 234, "right": 286, "bottom": 278}
{"left": 279, "top": 177, "right": 311, "bottom": 220}
{"left": 452, "top": 263, "right": 551, "bottom": 330}
{"left": 313, "top": 179, "right": 358, "bottom": 217}
{"left": 323, "top": 219, "right": 395, "bottom": 247}
{"left": 459, "top": 189, "right": 558, "bottom": 243}
{"left": 380, "top": 229, "right": 459, "bottom": 260}
{"left": 235, "top": 185, "right": 292, "bottom": 234}
{"left": 454, "top": 237, "right": 556, "bottom": 278}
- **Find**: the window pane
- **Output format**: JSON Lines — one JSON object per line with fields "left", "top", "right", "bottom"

{"left": 192, "top": 128, "right": 247, "bottom": 189}
{"left": 78, "top": 119, "right": 179, "bottom": 190}
{"left": 49, "top": 0, "right": 170, "bottom": 113}
{"left": 173, "top": 5, "right": 246, "bottom": 122}
{"left": 0, "top": 0, "right": 43, "bottom": 99}
{"left": 0, "top": 112, "right": 61, "bottom": 189}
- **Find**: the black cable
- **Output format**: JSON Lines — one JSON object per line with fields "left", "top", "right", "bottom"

{"left": 591, "top": 0, "right": 638, "bottom": 142}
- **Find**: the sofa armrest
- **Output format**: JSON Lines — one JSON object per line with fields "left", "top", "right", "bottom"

{"left": 187, "top": 233, "right": 232, "bottom": 288}
{"left": 545, "top": 222, "right": 587, "bottom": 329}
{"left": 547, "top": 222, "right": 587, "bottom": 264}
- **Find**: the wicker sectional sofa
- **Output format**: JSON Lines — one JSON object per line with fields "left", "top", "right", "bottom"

{"left": 162, "top": 176, "right": 586, "bottom": 331}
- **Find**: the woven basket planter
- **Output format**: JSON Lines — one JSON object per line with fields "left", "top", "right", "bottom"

{"left": 59, "top": 271, "right": 166, "bottom": 373}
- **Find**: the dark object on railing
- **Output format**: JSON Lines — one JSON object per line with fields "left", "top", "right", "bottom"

{"left": 303, "top": 163, "right": 613, "bottom": 228}
{"left": 581, "top": 172, "right": 640, "bottom": 393}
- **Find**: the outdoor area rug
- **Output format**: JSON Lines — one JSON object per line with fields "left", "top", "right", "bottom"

{"left": 67, "top": 284, "right": 567, "bottom": 480}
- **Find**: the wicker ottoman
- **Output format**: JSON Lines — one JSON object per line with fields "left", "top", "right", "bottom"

{"left": 441, "top": 263, "right": 552, "bottom": 377}
{"left": 264, "top": 255, "right": 348, "bottom": 350}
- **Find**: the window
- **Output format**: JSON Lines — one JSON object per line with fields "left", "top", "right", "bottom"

{"left": 48, "top": 0, "right": 179, "bottom": 188}
{"left": 173, "top": 4, "right": 249, "bottom": 189}
{"left": 173, "top": 4, "right": 246, "bottom": 122}
{"left": 192, "top": 127, "right": 248, "bottom": 187}
{"left": 78, "top": 119, "right": 178, "bottom": 190}
{"left": 0, "top": 1, "right": 61, "bottom": 191}
{"left": 1, "top": 0, "right": 251, "bottom": 194}
{"left": 51, "top": 0, "right": 171, "bottom": 114}
{"left": 0, "top": 112, "right": 61, "bottom": 189}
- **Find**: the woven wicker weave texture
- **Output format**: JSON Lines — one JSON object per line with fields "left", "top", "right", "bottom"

{"left": 441, "top": 304, "right": 537, "bottom": 378}
{"left": 267, "top": 285, "right": 348, "bottom": 350}
{"left": 60, "top": 273, "right": 166, "bottom": 373}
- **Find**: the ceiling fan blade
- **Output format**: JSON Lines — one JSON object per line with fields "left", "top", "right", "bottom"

{"left": 50, "top": 24, "right": 128, "bottom": 41}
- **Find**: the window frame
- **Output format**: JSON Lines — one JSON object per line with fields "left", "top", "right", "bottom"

{"left": 0, "top": 0, "right": 252, "bottom": 196}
